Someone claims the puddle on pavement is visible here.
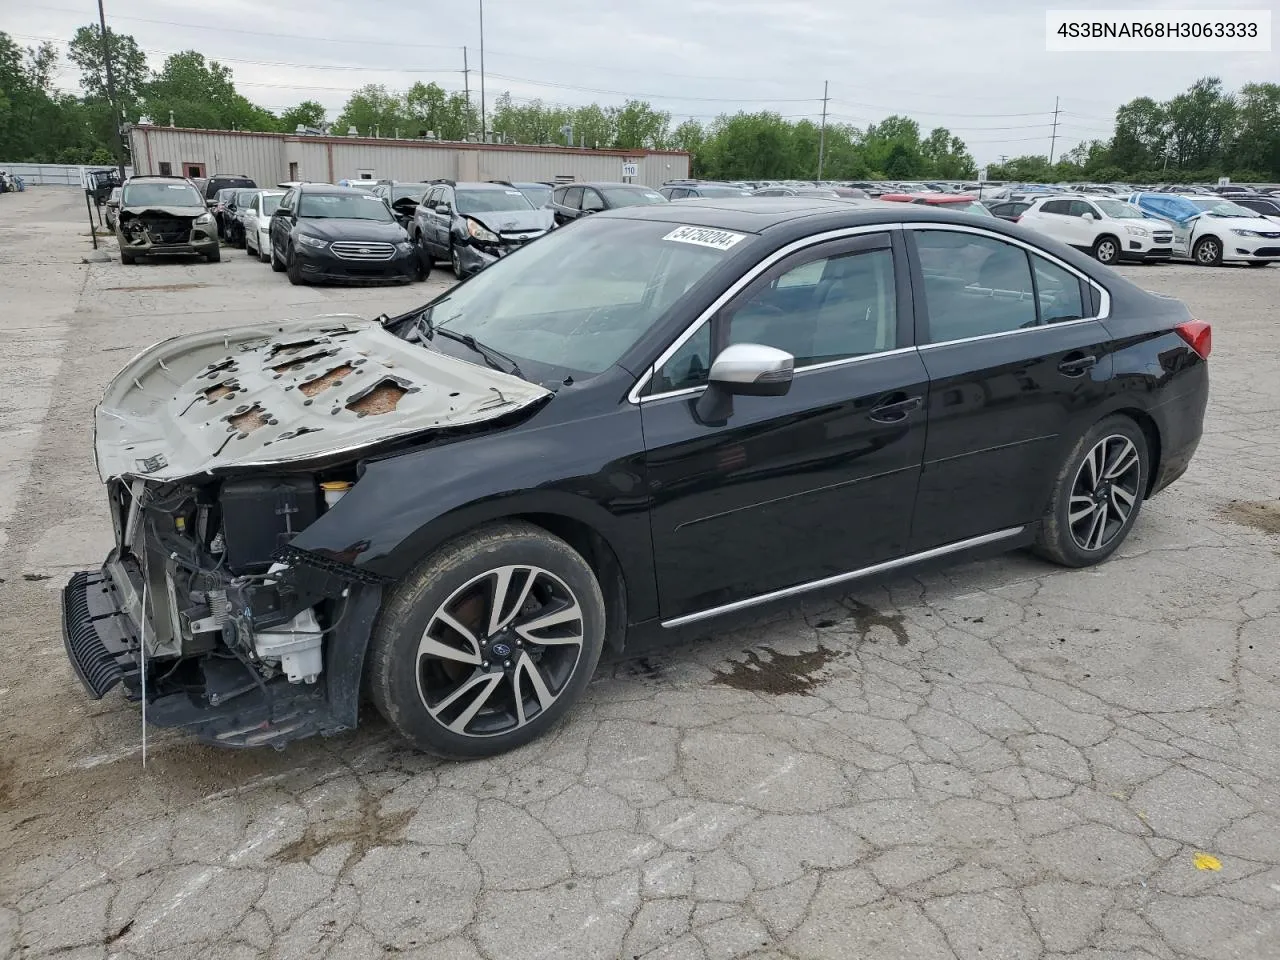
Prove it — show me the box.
[711,645,841,695]
[849,600,911,646]
[1218,500,1280,536]
[102,282,209,292]
[271,795,411,875]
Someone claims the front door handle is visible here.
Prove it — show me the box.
[869,395,923,423]
[1058,353,1097,377]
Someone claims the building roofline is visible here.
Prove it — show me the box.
[128,125,689,158]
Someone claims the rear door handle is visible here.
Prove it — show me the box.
[1058,354,1097,376]
[869,395,923,423]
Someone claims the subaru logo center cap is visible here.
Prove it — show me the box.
[490,642,512,658]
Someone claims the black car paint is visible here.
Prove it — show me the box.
[411,183,552,277]
[269,186,415,283]
[64,199,1208,748]
[294,202,1205,621]
[550,182,667,226]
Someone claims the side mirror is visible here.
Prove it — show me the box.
[435,204,450,215]
[1081,212,1096,221]
[694,343,794,425]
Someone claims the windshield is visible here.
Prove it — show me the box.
[517,185,553,207]
[1188,198,1257,217]
[601,186,667,206]
[941,200,991,216]
[456,189,535,214]
[393,184,429,201]
[421,217,748,377]
[261,194,283,215]
[122,182,204,208]
[1094,199,1147,219]
[298,193,394,221]
[696,186,754,197]
[235,190,257,205]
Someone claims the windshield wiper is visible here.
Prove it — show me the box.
[436,327,525,380]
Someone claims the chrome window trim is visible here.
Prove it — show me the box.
[629,221,1110,405]
[640,346,921,407]
[629,223,903,404]
[903,220,1111,323]
[661,525,1026,628]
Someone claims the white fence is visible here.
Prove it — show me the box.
[0,163,133,187]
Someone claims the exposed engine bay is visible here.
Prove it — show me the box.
[62,314,550,747]
[119,210,198,246]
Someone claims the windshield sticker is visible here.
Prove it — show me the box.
[663,225,747,251]
[363,195,377,201]
[166,184,188,189]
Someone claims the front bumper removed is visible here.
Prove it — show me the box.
[60,563,384,749]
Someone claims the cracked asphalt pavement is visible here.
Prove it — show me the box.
[2,188,1279,960]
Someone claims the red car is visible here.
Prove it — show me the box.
[879,193,993,217]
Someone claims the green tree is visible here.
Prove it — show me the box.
[68,24,147,108]
[920,126,975,178]
[279,100,326,132]
[1165,76,1235,171]
[1111,96,1167,170]
[142,51,277,131]
[609,100,670,150]
[1231,82,1280,179]
[332,83,406,137]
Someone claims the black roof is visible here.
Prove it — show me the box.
[296,184,382,196]
[561,181,656,190]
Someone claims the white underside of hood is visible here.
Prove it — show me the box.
[95,314,550,483]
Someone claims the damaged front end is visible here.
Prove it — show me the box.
[118,205,218,257]
[62,315,549,748]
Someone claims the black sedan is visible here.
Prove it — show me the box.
[268,184,419,285]
[61,199,1209,759]
[550,181,667,225]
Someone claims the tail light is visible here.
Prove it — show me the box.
[1175,320,1212,359]
[1012,215,1022,223]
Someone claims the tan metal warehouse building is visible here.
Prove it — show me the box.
[127,126,690,188]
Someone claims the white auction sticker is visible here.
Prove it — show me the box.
[662,225,747,251]
[1046,9,1271,51]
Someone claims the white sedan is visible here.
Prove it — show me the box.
[242,189,286,263]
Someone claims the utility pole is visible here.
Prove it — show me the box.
[1048,95,1060,166]
[817,80,829,181]
[478,0,487,142]
[462,46,471,134]
[96,0,128,183]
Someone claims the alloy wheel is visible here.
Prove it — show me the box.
[416,565,585,737]
[1068,435,1141,552]
[1096,239,1117,263]
[1196,240,1220,264]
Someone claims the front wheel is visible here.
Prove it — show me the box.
[286,245,305,285]
[368,522,606,758]
[1092,235,1120,265]
[451,244,465,280]
[205,246,221,263]
[1035,415,1149,568]
[270,241,285,272]
[1193,236,1223,266]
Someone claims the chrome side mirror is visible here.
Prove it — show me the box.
[694,343,794,424]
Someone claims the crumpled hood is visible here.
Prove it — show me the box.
[119,205,206,219]
[468,208,554,234]
[95,315,550,483]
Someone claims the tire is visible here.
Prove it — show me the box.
[1193,236,1223,267]
[286,245,305,285]
[1246,261,1270,268]
[1092,234,1120,266]
[205,246,221,263]
[1034,415,1149,568]
[415,233,432,273]
[120,250,136,265]
[451,243,465,281]
[368,521,606,758]
[270,241,285,273]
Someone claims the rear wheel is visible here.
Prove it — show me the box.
[368,522,606,758]
[1092,234,1120,265]
[1193,236,1223,266]
[1035,415,1148,568]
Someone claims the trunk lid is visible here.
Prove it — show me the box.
[95,315,551,483]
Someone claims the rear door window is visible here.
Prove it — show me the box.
[912,230,1038,342]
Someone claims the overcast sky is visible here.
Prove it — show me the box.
[7,0,1277,164]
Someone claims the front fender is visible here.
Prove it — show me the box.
[288,402,658,623]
